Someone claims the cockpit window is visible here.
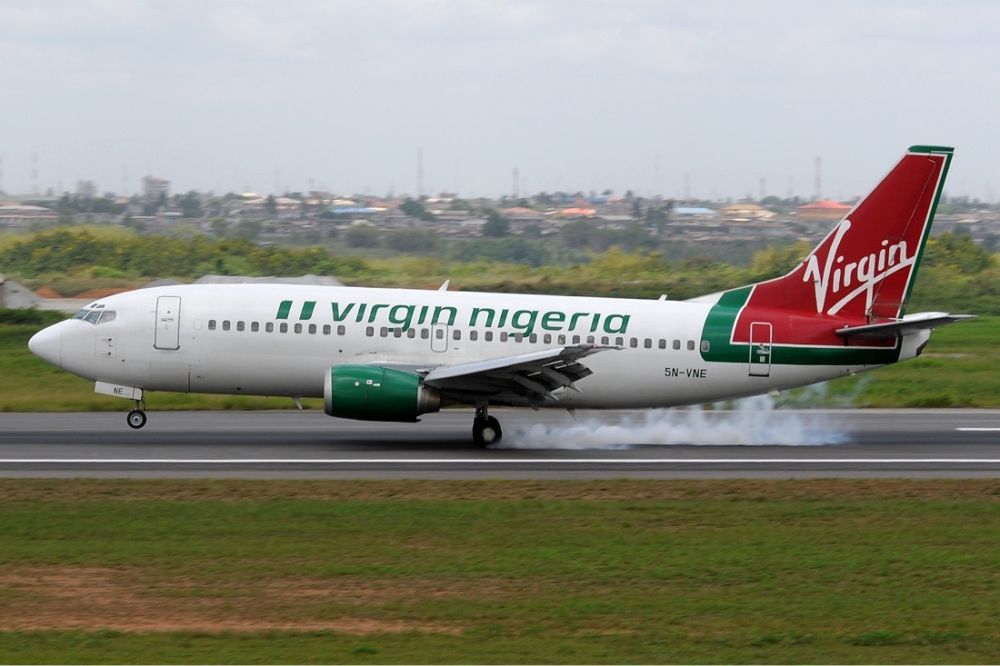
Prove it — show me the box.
[73,309,116,324]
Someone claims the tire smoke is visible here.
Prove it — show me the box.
[501,394,849,449]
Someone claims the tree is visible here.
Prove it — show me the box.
[345,224,381,248]
[265,194,277,215]
[180,191,202,218]
[384,229,440,253]
[482,210,510,237]
[400,198,435,221]
[210,218,229,238]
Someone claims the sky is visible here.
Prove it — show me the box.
[1,0,997,200]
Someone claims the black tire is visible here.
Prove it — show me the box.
[127,409,147,430]
[472,416,502,447]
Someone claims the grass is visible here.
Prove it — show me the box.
[0,479,997,663]
[2,314,998,411]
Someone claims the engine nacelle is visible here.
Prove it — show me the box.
[324,365,441,422]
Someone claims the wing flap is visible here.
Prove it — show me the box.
[422,344,617,405]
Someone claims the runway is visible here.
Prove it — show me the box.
[0,408,999,479]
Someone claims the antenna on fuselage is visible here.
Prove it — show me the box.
[438,280,450,291]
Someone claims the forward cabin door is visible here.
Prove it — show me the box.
[748,321,772,377]
[154,295,181,350]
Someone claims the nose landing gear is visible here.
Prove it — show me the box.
[126,400,147,429]
[472,404,502,447]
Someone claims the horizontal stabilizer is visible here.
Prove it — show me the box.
[836,312,975,340]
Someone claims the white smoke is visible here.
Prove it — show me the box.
[500,394,849,449]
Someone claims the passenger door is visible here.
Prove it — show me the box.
[154,296,181,350]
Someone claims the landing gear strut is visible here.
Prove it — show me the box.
[472,404,502,447]
[126,400,147,430]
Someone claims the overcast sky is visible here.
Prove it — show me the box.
[1,0,997,200]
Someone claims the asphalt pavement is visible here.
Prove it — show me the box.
[1,408,999,479]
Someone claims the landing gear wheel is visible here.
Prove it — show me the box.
[473,415,502,447]
[127,409,147,430]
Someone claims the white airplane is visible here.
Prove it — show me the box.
[29,146,971,445]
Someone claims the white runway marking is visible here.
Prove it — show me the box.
[956,427,1000,432]
[1,459,999,465]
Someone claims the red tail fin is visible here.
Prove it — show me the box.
[747,145,952,321]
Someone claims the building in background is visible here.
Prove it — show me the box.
[142,176,170,200]
[797,199,851,222]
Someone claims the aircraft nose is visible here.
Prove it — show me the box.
[28,324,62,368]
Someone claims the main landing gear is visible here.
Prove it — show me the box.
[472,404,502,447]
[126,400,147,430]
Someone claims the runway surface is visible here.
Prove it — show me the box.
[2,408,1000,479]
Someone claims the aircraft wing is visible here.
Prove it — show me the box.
[836,312,975,340]
[421,345,618,406]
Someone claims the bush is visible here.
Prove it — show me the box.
[0,308,64,326]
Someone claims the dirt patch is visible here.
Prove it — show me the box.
[264,576,522,604]
[0,567,462,635]
[73,287,132,299]
[32,286,61,298]
[1,479,999,504]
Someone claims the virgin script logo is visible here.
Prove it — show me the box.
[802,219,915,315]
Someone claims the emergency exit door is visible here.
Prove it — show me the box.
[748,321,772,377]
[154,296,181,350]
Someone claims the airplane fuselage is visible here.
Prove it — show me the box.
[36,283,923,410]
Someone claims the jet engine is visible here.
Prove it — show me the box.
[324,365,441,421]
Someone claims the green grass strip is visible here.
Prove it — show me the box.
[0,479,997,663]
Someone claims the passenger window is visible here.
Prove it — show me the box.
[658,339,666,349]
[543,334,551,344]
[557,334,566,345]
[208,320,217,331]
[294,323,303,334]
[251,322,260,332]
[701,340,711,352]
[280,323,288,333]
[380,327,388,337]
[586,335,595,344]
[337,325,345,335]
[629,338,638,348]
[366,326,374,336]
[485,331,494,342]
[470,330,478,341]
[407,328,415,338]
[529,333,537,343]
[673,339,681,350]
[322,324,331,335]
[616,336,624,346]
[236,321,245,332]
[222,320,231,331]
[394,328,402,338]
[266,322,274,333]
[500,332,509,342]
[644,338,652,349]
[421,328,429,339]
[572,335,580,344]
[435,328,444,339]
[453,330,461,340]
[687,340,696,350]
[601,336,609,345]
[308,324,317,334]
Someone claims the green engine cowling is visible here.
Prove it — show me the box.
[324,365,441,422]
